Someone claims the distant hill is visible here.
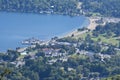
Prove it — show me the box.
[0,0,120,17]
[80,0,120,17]
[0,0,79,16]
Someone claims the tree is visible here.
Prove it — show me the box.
[85,34,91,42]
[0,69,11,80]
[106,46,116,55]
[118,41,120,48]
[1,50,20,61]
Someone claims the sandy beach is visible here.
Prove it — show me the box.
[64,16,120,38]
[87,17,100,30]
[63,17,99,37]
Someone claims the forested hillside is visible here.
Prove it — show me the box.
[0,0,79,16]
[0,0,120,17]
[80,0,120,17]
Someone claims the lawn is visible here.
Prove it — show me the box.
[74,31,119,46]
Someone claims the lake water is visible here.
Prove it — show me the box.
[0,12,89,52]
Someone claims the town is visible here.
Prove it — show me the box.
[14,36,116,67]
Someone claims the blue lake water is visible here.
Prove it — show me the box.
[0,12,89,52]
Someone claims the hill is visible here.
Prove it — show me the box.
[1,0,120,17]
[80,0,120,17]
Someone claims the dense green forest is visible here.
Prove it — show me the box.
[0,0,79,16]
[93,22,120,37]
[0,0,120,17]
[0,50,120,80]
[80,0,120,17]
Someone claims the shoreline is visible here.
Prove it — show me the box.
[87,17,99,30]
[0,15,99,52]
[62,17,99,38]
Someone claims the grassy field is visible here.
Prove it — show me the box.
[92,35,119,46]
[74,31,119,46]
[74,31,92,40]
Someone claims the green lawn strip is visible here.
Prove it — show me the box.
[19,55,25,59]
[29,50,38,55]
[70,54,88,60]
[91,35,119,46]
[74,31,119,46]
[74,31,92,40]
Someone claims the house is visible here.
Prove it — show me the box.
[22,37,41,45]
[20,51,27,55]
[17,47,27,53]
[47,59,57,65]
[43,48,67,57]
[16,60,25,67]
[98,53,111,61]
